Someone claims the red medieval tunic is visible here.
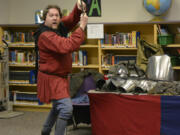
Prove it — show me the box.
[37,5,85,103]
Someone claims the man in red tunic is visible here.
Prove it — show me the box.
[33,0,88,135]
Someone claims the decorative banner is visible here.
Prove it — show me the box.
[84,0,101,17]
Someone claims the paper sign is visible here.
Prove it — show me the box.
[87,24,104,39]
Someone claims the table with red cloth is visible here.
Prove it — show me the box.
[88,90,180,135]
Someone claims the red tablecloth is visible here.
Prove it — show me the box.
[88,91,180,135]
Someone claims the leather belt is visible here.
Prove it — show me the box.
[39,70,68,78]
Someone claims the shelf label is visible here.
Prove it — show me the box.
[87,24,104,39]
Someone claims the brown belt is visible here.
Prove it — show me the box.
[39,70,68,78]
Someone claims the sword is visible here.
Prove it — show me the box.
[80,0,86,14]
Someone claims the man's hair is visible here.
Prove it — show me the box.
[42,5,62,20]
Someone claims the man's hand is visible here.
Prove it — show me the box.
[80,13,88,31]
[77,0,86,13]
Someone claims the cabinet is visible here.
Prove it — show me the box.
[0,21,180,111]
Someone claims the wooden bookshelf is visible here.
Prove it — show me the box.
[1,22,180,111]
[13,102,52,112]
[165,44,180,48]
[72,64,99,69]
[101,67,110,71]
[173,66,180,70]
[9,63,35,67]
[9,84,37,87]
[9,45,35,48]
[101,46,137,50]
[80,44,98,48]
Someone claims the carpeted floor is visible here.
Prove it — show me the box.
[0,111,92,135]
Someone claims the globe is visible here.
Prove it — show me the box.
[143,0,172,16]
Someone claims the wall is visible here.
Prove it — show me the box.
[8,0,78,24]
[0,0,9,24]
[5,0,180,24]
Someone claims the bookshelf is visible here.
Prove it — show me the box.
[9,44,35,48]
[9,64,35,68]
[101,47,137,50]
[80,44,98,48]
[158,23,180,80]
[99,23,155,74]
[72,64,99,69]
[1,21,180,111]
[165,44,180,47]
[13,102,52,112]
[0,25,38,111]
[0,24,100,111]
[9,84,37,87]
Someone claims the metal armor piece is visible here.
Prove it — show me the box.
[147,55,174,81]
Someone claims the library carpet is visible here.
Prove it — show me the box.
[0,111,92,135]
[0,111,24,119]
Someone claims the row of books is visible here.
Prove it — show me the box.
[102,54,136,66]
[9,70,36,84]
[3,30,34,43]
[72,50,88,66]
[101,31,140,48]
[9,50,35,64]
[9,91,38,102]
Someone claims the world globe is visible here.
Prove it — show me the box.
[143,0,172,16]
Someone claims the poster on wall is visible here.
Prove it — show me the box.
[84,0,101,17]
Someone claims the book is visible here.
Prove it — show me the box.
[29,70,36,84]
[78,50,83,66]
